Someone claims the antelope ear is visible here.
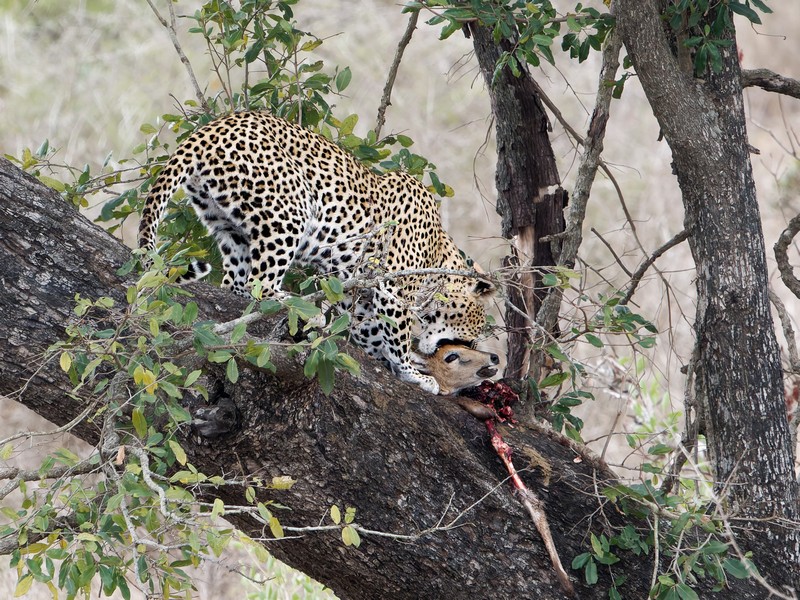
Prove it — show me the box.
[472,278,495,297]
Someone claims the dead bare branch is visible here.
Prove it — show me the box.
[769,289,800,374]
[742,68,800,100]
[774,213,800,301]
[375,10,419,138]
[144,0,211,113]
[621,229,689,305]
[536,25,622,332]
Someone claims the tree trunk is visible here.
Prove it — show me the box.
[2,156,777,598]
[468,24,566,389]
[616,1,800,589]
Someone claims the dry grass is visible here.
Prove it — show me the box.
[1,0,799,597]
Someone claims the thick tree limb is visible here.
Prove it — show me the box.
[0,157,682,599]
[742,68,800,100]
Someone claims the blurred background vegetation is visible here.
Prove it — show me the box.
[1,0,798,597]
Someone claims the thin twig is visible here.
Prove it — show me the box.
[591,227,633,277]
[620,229,689,305]
[145,0,210,113]
[536,23,622,331]
[375,10,419,138]
[211,266,494,336]
[0,461,99,501]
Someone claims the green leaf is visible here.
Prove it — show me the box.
[226,358,239,383]
[344,506,356,524]
[702,539,729,555]
[328,314,350,335]
[342,525,361,547]
[132,408,147,439]
[59,352,72,373]
[317,356,335,395]
[256,346,272,368]
[590,532,604,557]
[330,505,341,524]
[727,1,761,24]
[723,558,754,579]
[335,66,352,92]
[269,516,284,539]
[571,552,591,569]
[542,273,559,287]
[539,371,570,388]
[584,333,603,348]
[183,302,199,324]
[230,322,247,344]
[584,557,598,584]
[14,574,33,597]
[165,402,192,425]
[638,336,656,348]
[184,369,202,387]
[339,114,359,136]
[566,15,581,32]
[336,353,361,376]
[647,443,673,455]
[168,440,187,466]
[211,498,225,519]
[676,583,699,600]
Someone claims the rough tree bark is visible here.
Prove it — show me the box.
[616,0,800,590]
[1,158,777,598]
[468,24,566,389]
[0,158,609,598]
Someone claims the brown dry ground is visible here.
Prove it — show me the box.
[0,0,798,597]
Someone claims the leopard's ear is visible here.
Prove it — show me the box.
[472,278,495,298]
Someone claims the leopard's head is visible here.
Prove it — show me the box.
[415,276,495,355]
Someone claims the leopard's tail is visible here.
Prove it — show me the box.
[136,161,212,282]
[137,160,182,252]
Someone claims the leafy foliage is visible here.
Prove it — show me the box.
[407,1,613,81]
[665,0,773,74]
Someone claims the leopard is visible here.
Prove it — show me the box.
[137,111,495,394]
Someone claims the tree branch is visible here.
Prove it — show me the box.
[375,10,419,138]
[0,157,674,599]
[742,68,800,100]
[145,0,211,113]
[774,212,800,301]
[536,23,622,334]
[620,229,689,305]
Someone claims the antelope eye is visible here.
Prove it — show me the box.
[444,352,459,364]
